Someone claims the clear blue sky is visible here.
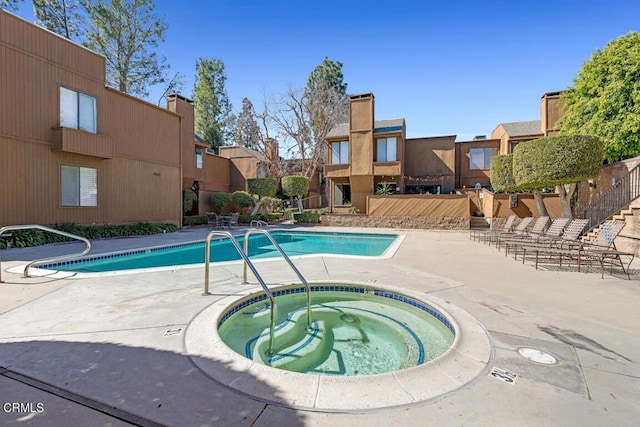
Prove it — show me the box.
[11,0,640,140]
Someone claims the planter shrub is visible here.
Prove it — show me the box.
[209,192,232,212]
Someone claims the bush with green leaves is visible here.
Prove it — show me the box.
[182,188,198,214]
[513,136,603,189]
[232,191,255,213]
[293,212,320,223]
[281,175,309,198]
[489,154,516,192]
[209,192,232,212]
[183,215,208,226]
[1,222,179,249]
[246,178,277,198]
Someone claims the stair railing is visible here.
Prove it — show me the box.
[583,163,640,231]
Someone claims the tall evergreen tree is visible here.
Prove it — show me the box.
[0,0,22,11]
[32,0,84,40]
[234,97,262,150]
[84,0,167,97]
[193,58,233,150]
[560,31,640,163]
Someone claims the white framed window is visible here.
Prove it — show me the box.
[334,183,351,206]
[61,165,97,207]
[331,141,349,164]
[195,147,204,169]
[469,148,495,170]
[376,137,397,162]
[60,87,97,133]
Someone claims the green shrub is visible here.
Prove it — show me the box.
[513,135,603,189]
[238,213,284,224]
[490,154,517,192]
[209,192,232,212]
[183,188,198,213]
[281,175,309,198]
[0,222,179,249]
[247,178,277,198]
[232,191,255,213]
[183,215,208,226]
[293,212,320,223]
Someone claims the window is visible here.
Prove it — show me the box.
[60,87,97,133]
[334,183,351,206]
[61,165,97,207]
[331,141,349,164]
[469,148,495,170]
[376,137,397,162]
[376,182,399,194]
[195,147,203,169]
[405,185,441,195]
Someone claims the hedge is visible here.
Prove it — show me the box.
[183,215,208,226]
[489,154,516,192]
[0,222,179,249]
[232,191,255,213]
[293,212,320,223]
[247,178,277,198]
[238,213,284,224]
[513,135,603,189]
[183,188,198,213]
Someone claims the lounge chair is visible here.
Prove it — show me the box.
[471,214,516,242]
[484,217,533,246]
[503,217,568,256]
[496,216,550,251]
[520,220,633,278]
[228,212,239,227]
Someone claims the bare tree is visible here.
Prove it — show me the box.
[270,84,347,180]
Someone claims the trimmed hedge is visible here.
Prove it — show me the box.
[247,178,277,198]
[513,135,603,189]
[281,175,309,197]
[490,154,516,192]
[209,192,232,211]
[183,188,198,213]
[293,212,320,223]
[0,222,179,249]
[232,191,255,213]
[238,213,284,224]
[183,215,208,226]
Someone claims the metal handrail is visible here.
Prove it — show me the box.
[250,220,268,228]
[583,163,640,230]
[203,230,276,355]
[242,229,311,328]
[0,224,91,281]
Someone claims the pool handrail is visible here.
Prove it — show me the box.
[242,229,311,328]
[0,224,92,281]
[203,230,276,355]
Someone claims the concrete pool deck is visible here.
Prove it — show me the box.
[0,226,639,426]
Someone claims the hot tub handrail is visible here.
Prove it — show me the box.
[203,230,276,355]
[242,229,311,328]
[0,224,91,281]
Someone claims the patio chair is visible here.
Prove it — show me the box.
[228,212,239,227]
[471,214,516,242]
[206,212,222,229]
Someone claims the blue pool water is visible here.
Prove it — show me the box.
[41,231,400,273]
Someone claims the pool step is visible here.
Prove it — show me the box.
[252,310,334,372]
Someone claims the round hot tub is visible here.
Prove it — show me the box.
[186,282,493,411]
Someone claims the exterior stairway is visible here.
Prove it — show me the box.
[583,198,640,256]
[470,216,491,230]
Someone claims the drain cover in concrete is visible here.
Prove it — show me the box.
[163,327,183,337]
[518,348,557,365]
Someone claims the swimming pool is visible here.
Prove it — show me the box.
[38,230,403,274]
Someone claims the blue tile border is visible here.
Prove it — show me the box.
[218,284,456,335]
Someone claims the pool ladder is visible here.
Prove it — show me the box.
[203,229,311,356]
[0,224,91,282]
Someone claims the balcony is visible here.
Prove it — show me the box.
[373,161,401,176]
[52,127,114,159]
[324,163,351,178]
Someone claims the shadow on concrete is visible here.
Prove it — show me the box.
[0,340,306,426]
